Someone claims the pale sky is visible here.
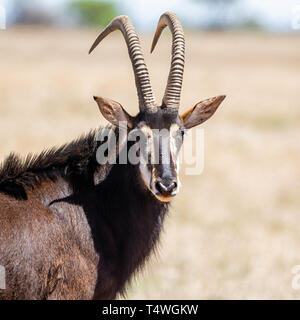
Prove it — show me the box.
[1,0,299,32]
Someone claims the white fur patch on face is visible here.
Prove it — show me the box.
[139,125,155,164]
[139,161,152,190]
[169,124,181,169]
[169,123,181,192]
[139,125,153,137]
[139,162,151,188]
[138,125,154,191]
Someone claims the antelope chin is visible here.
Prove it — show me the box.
[153,193,174,203]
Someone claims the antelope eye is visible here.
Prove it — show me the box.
[180,129,186,137]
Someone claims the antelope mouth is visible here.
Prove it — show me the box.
[154,193,175,203]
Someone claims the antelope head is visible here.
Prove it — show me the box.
[90,12,225,203]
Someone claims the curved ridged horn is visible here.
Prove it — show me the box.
[89,15,156,111]
[151,12,185,110]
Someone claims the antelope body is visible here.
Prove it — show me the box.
[0,12,225,299]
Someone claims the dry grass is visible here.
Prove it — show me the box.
[0,27,300,299]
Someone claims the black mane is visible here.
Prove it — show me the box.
[0,129,102,200]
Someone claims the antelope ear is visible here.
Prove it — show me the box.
[94,96,134,129]
[180,95,225,129]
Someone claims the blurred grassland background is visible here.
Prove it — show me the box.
[0,0,300,299]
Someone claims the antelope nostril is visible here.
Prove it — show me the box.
[155,181,165,194]
[167,181,177,192]
[155,181,177,195]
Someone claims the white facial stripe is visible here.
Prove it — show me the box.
[170,123,180,135]
[140,125,156,164]
[169,124,181,193]
[139,125,153,137]
[139,162,152,189]
[169,124,180,170]
[138,125,153,189]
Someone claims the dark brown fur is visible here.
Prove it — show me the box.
[0,128,168,299]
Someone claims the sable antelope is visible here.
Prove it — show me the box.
[0,12,225,300]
